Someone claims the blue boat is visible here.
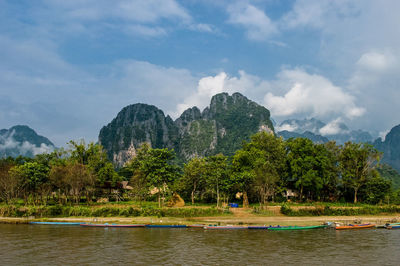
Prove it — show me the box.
[387,225,400,229]
[145,224,187,228]
[29,222,84,226]
[248,225,288,230]
[204,225,248,230]
[80,223,145,228]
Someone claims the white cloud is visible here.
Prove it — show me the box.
[319,118,347,136]
[227,2,277,41]
[0,133,54,156]
[379,129,390,141]
[275,123,298,132]
[264,68,365,120]
[349,51,399,92]
[114,0,191,23]
[356,51,396,72]
[17,0,215,38]
[175,70,269,116]
[44,0,191,23]
[281,0,357,29]
[176,72,233,116]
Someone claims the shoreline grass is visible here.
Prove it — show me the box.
[0,204,230,218]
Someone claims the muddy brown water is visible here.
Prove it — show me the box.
[1,224,399,265]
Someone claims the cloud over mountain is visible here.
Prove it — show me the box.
[264,68,365,120]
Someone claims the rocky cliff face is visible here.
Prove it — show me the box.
[0,125,55,158]
[99,92,274,166]
[98,104,178,166]
[374,124,400,172]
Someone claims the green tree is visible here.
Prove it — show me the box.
[49,162,69,204]
[361,175,392,204]
[233,132,287,205]
[181,157,207,204]
[68,140,122,186]
[132,145,180,207]
[125,143,151,202]
[231,149,255,207]
[10,161,50,205]
[205,154,230,207]
[0,160,22,203]
[65,162,96,204]
[319,141,340,201]
[286,138,321,201]
[340,142,381,203]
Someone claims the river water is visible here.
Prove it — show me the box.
[1,224,399,265]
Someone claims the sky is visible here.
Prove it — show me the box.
[1,0,400,146]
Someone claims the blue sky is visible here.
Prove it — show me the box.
[1,0,400,146]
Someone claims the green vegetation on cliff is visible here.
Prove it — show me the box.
[99,92,274,166]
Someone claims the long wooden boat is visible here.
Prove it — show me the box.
[204,225,248,230]
[248,225,289,230]
[386,225,400,229]
[80,223,145,228]
[29,222,84,226]
[387,222,400,226]
[187,224,207,228]
[145,224,187,228]
[335,223,375,230]
[268,225,326,231]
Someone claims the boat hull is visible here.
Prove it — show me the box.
[29,222,83,226]
[145,225,187,228]
[248,226,288,230]
[187,224,206,228]
[387,225,400,229]
[204,226,248,230]
[335,224,375,230]
[268,225,326,231]
[80,224,145,228]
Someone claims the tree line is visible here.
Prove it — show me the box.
[0,132,398,207]
[124,132,396,206]
[0,140,121,205]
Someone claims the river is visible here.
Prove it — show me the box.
[1,224,399,265]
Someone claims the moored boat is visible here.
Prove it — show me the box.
[248,225,288,230]
[267,225,326,231]
[386,225,400,229]
[204,225,248,230]
[29,222,83,226]
[187,224,206,228]
[80,223,145,228]
[145,224,187,228]
[335,223,375,230]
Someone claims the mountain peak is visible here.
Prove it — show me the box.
[0,125,54,158]
[99,92,274,166]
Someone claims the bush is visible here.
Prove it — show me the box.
[280,204,400,216]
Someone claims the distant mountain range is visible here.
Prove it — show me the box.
[99,92,274,166]
[276,118,374,144]
[0,125,55,158]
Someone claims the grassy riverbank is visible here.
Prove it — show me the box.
[0,203,230,219]
[1,202,400,226]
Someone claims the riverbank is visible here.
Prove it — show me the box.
[1,213,399,226]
